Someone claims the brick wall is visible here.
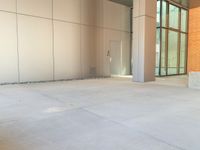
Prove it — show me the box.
[188,7,200,72]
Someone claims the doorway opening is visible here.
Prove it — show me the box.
[110,40,122,76]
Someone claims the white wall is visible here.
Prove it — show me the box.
[0,0,131,84]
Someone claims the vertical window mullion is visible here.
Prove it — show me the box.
[185,10,189,74]
[177,8,181,74]
[159,0,162,76]
[166,1,169,76]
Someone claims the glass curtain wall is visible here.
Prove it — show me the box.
[156,0,188,76]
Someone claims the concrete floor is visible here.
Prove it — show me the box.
[0,76,200,150]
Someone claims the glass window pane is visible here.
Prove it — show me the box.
[161,29,167,76]
[156,29,160,76]
[169,4,179,29]
[157,1,160,27]
[168,31,178,75]
[181,9,188,32]
[180,34,187,74]
[155,1,188,76]
[162,1,167,27]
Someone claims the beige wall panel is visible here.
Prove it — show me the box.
[0,12,18,83]
[18,15,53,82]
[81,25,96,78]
[54,21,81,80]
[95,27,104,76]
[95,0,104,27]
[0,0,16,12]
[54,0,81,23]
[103,0,122,30]
[17,0,52,18]
[81,0,95,25]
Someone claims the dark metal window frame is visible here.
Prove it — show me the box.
[156,0,189,77]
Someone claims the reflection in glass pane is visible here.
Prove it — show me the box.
[169,4,179,29]
[180,34,187,74]
[161,29,166,76]
[157,1,160,27]
[168,31,178,75]
[181,9,187,32]
[156,29,160,76]
[162,1,167,27]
